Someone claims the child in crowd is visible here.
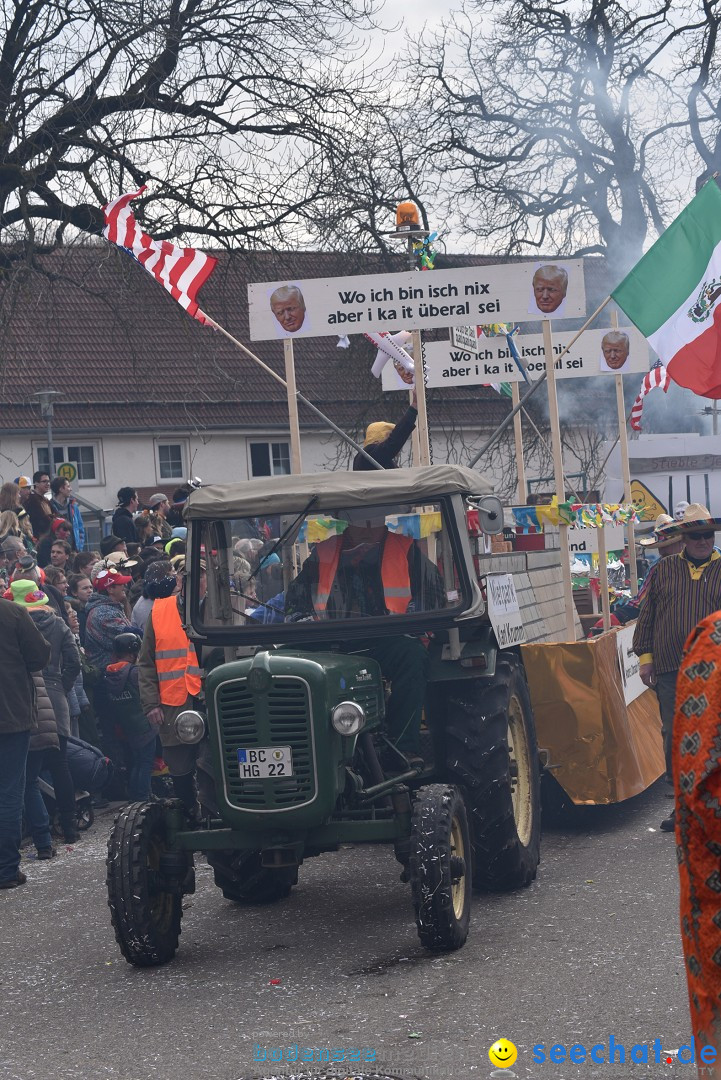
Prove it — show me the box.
[64,601,91,739]
[102,633,157,802]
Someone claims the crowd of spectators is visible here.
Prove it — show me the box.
[0,477,199,886]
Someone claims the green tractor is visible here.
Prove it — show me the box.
[106,464,541,966]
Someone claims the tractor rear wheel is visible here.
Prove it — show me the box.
[443,652,541,891]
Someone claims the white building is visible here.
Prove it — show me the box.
[605,432,721,517]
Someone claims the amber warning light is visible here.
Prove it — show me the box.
[395,201,420,230]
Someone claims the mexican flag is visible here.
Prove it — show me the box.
[612,181,721,399]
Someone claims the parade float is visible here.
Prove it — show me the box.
[242,216,665,808]
[104,189,666,810]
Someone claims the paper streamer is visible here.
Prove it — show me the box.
[386,511,442,539]
[512,502,639,530]
[479,323,515,337]
[297,516,348,543]
[411,231,438,270]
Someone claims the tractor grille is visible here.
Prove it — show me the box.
[215,676,316,811]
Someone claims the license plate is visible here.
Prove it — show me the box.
[237,746,293,779]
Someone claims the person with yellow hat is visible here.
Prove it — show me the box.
[633,504,721,830]
[352,390,418,471]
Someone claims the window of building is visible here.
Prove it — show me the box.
[37,446,65,475]
[249,441,291,477]
[36,443,99,483]
[67,445,97,481]
[157,442,185,481]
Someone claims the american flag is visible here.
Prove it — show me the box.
[630,360,671,431]
[102,186,217,325]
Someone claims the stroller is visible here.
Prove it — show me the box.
[40,736,113,835]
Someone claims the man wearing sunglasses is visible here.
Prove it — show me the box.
[634,504,721,831]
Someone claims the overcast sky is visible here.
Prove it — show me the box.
[371,0,448,52]
[379,0,447,32]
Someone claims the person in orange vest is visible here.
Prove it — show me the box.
[285,519,445,764]
[138,558,206,814]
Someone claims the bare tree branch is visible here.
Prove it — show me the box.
[0,0,387,261]
[395,0,714,274]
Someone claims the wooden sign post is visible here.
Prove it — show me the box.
[615,373,638,593]
[543,320,577,642]
[410,391,422,466]
[596,523,612,631]
[511,382,527,505]
[412,328,431,466]
[283,338,303,474]
[610,311,639,593]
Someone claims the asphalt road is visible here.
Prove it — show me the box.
[0,781,692,1080]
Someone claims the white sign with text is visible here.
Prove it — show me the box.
[413,326,649,389]
[450,325,480,353]
[616,623,646,705]
[567,526,626,555]
[248,260,586,340]
[486,573,527,649]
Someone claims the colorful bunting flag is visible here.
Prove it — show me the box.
[512,503,639,530]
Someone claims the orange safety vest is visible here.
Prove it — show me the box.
[151,595,203,705]
[312,532,413,615]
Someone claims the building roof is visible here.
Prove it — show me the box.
[0,246,613,439]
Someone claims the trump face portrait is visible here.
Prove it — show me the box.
[530,264,569,315]
[269,285,307,334]
[600,330,630,371]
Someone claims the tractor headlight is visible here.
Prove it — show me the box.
[174,710,206,744]
[331,701,365,736]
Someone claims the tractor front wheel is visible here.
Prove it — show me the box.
[106,801,191,967]
[409,784,471,952]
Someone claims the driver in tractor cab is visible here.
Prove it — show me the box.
[284,513,446,766]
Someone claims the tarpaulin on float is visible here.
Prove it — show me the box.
[522,627,664,805]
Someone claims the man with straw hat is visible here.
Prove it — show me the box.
[638,513,684,560]
[616,515,684,622]
[634,504,721,831]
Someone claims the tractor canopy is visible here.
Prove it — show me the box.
[184,464,492,519]
[184,465,489,645]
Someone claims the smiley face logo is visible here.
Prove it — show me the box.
[488,1039,517,1069]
